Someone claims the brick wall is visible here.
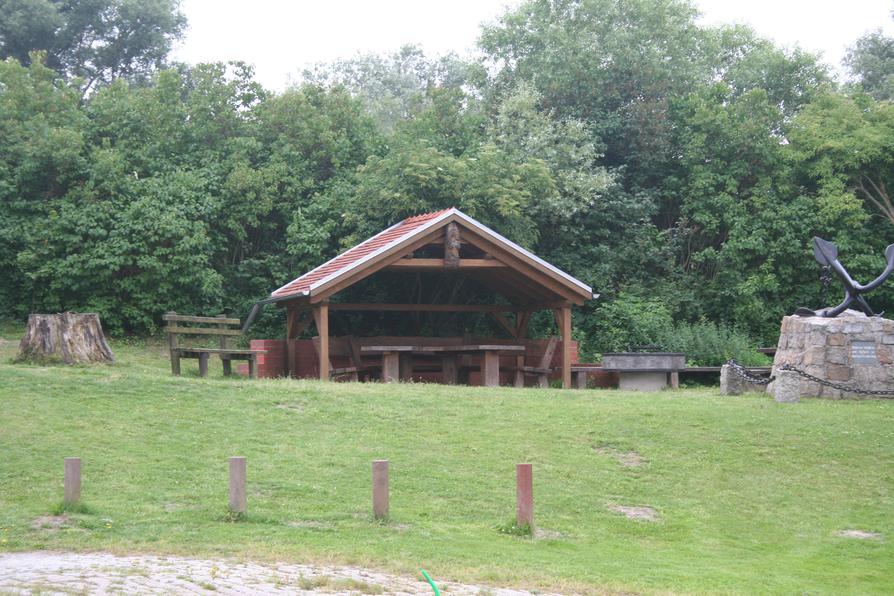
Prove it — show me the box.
[250,339,287,378]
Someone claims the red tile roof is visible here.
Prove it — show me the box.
[271,208,453,298]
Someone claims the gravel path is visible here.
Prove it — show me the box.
[0,552,554,595]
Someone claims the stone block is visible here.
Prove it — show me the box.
[720,365,764,395]
[882,335,894,345]
[773,370,801,403]
[826,364,851,382]
[602,353,686,370]
[802,347,825,366]
[618,371,669,392]
[826,347,848,365]
[828,333,847,346]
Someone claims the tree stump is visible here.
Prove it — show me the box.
[16,313,115,364]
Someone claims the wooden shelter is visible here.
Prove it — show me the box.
[266,208,595,388]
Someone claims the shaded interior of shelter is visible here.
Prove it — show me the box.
[248,210,601,387]
[253,268,587,386]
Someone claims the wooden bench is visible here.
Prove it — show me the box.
[509,337,558,388]
[313,335,379,381]
[163,312,266,378]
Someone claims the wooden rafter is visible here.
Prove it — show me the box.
[490,311,518,338]
[460,228,586,304]
[327,303,542,313]
[388,258,507,270]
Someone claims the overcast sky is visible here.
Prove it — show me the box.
[171,0,894,91]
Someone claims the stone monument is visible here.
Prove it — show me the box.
[769,310,894,401]
[768,236,894,401]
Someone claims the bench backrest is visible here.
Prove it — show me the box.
[162,312,242,351]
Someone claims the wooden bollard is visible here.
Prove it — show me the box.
[63,457,81,505]
[516,463,533,528]
[372,459,389,519]
[229,456,247,514]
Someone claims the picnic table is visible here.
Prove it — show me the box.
[361,344,526,386]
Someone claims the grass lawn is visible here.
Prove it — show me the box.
[0,327,892,594]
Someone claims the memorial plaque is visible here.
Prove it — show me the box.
[851,341,878,365]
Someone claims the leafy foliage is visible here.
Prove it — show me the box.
[658,321,769,367]
[0,0,186,92]
[0,0,892,361]
[845,29,894,101]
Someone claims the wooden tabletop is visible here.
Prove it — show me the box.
[361,344,525,354]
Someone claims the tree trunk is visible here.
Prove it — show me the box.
[16,313,115,364]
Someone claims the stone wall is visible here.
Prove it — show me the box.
[770,310,894,399]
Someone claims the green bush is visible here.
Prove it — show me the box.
[659,320,769,367]
[584,294,675,355]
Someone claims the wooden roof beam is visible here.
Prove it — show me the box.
[328,303,525,313]
[387,258,507,270]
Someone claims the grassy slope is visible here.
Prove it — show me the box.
[0,331,892,595]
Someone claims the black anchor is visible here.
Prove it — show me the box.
[795,237,894,317]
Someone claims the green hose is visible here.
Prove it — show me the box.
[420,568,440,596]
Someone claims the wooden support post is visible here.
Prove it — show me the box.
[198,352,209,377]
[286,308,297,377]
[314,303,330,381]
[441,354,458,384]
[516,463,533,528]
[229,456,247,514]
[286,339,295,378]
[560,305,572,389]
[219,314,231,376]
[217,314,229,349]
[167,311,180,375]
[63,457,81,506]
[372,459,389,520]
[670,371,680,389]
[444,222,461,268]
[248,355,257,379]
[382,352,399,383]
[514,312,529,388]
[399,353,414,381]
[482,350,501,387]
[516,311,531,339]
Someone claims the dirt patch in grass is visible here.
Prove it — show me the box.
[29,516,70,531]
[274,402,305,413]
[609,505,658,522]
[594,445,646,468]
[533,527,566,540]
[836,529,881,540]
[284,520,334,531]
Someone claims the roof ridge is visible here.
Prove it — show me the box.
[401,207,456,224]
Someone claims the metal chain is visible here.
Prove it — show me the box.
[777,363,894,397]
[726,358,894,398]
[725,359,775,385]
